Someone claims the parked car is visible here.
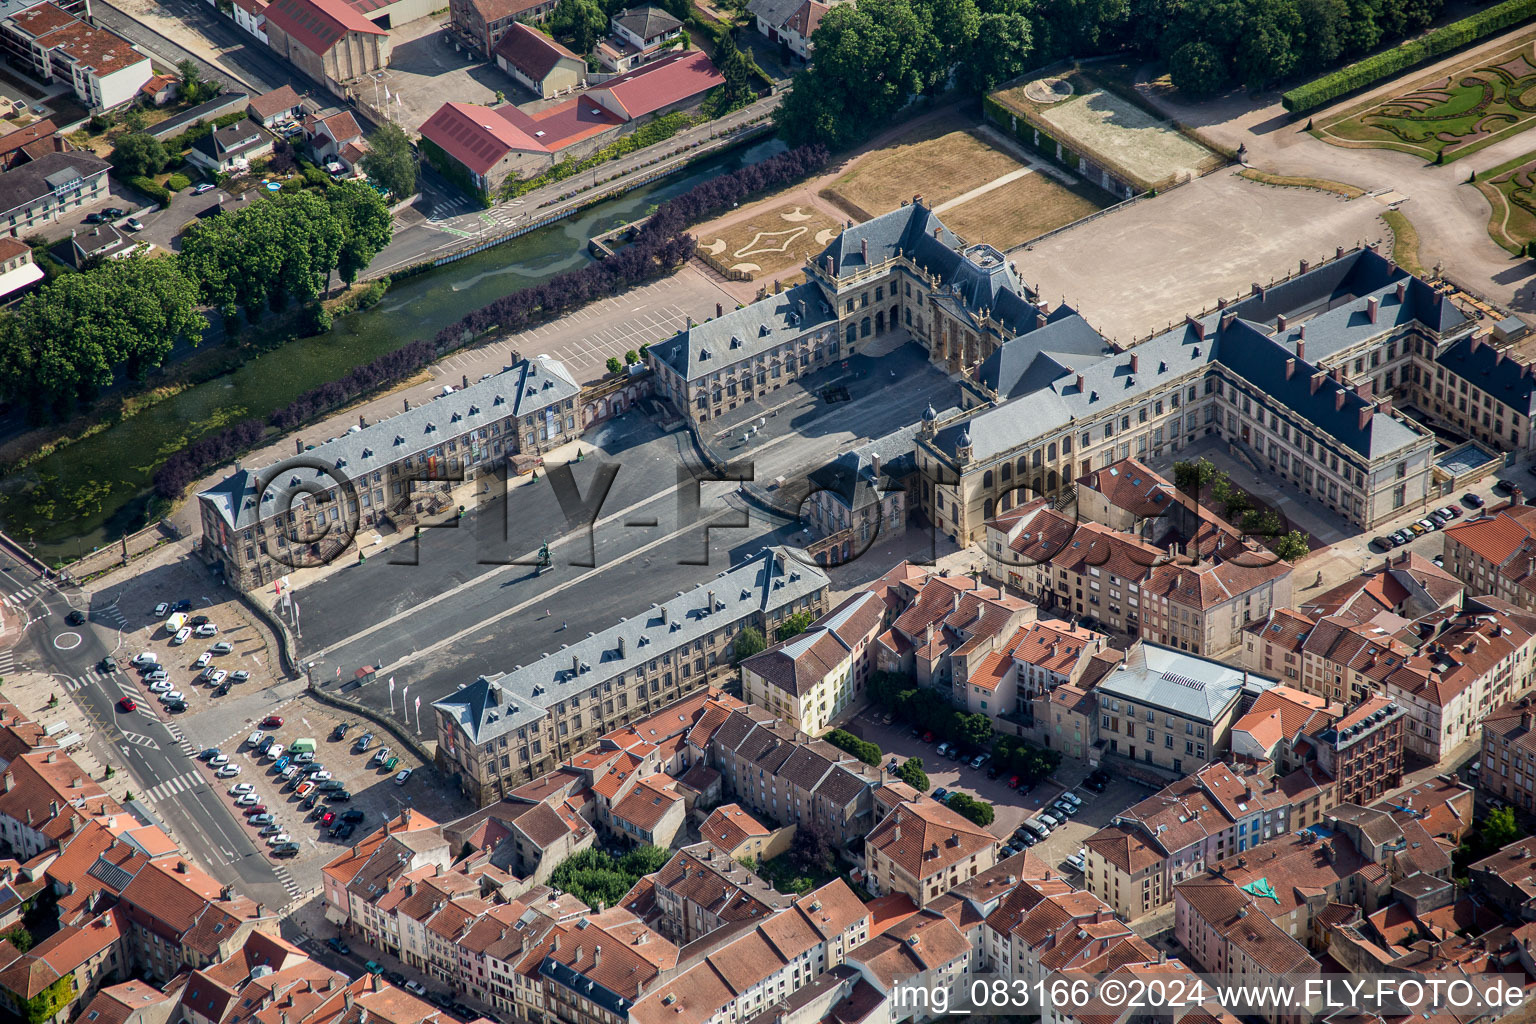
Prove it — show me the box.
[355,732,374,752]
[210,641,233,655]
[214,682,231,697]
[208,670,227,685]
[1439,505,1463,519]
[199,748,220,761]
[329,790,352,802]
[327,937,351,955]
[296,782,316,799]
[190,614,210,626]
[273,843,300,858]
[131,652,158,667]
[1495,479,1516,495]
[160,690,184,703]
[247,731,265,747]
[341,809,365,824]
[194,652,213,669]
[370,747,390,767]
[101,207,125,218]
[317,779,344,791]
[331,822,356,838]
[149,679,173,693]
[164,699,187,712]
[1464,492,1486,508]
[1052,799,1077,817]
[273,754,290,771]
[83,212,106,224]
[405,981,428,997]
[968,753,989,769]
[332,721,352,740]
[1007,775,1022,789]
[935,741,951,758]
[229,783,255,795]
[1061,791,1082,807]
[216,765,241,778]
[235,793,259,806]
[244,804,267,817]
[1066,851,1086,872]
[295,751,316,764]
[259,823,282,836]
[172,627,191,645]
[266,833,292,847]
[921,731,934,743]
[210,754,229,767]
[394,769,412,786]
[153,602,169,618]
[194,623,218,637]
[932,787,948,802]
[193,182,216,195]
[248,813,274,826]
[145,669,168,684]
[256,738,274,757]
[300,793,318,810]
[125,216,143,231]
[173,600,192,613]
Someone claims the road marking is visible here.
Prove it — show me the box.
[146,771,203,802]
[121,732,160,749]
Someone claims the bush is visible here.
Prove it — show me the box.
[166,173,191,192]
[946,792,995,827]
[129,176,172,208]
[1170,41,1228,96]
[895,757,929,791]
[549,845,668,909]
[1283,0,1536,112]
[825,729,881,766]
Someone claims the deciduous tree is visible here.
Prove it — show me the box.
[360,122,418,200]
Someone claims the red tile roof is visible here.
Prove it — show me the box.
[592,50,723,120]
[493,22,581,81]
[266,0,383,58]
[418,98,622,176]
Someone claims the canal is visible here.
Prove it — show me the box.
[1,135,786,563]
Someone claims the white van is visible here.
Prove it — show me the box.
[165,612,187,634]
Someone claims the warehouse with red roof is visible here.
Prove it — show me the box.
[264,0,391,92]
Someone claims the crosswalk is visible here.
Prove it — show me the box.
[273,865,301,900]
[98,601,128,630]
[0,648,14,678]
[431,195,472,218]
[61,664,116,692]
[144,770,203,803]
[1,580,51,608]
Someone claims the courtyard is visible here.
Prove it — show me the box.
[1315,30,1536,163]
[370,16,510,130]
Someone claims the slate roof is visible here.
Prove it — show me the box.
[648,281,834,382]
[740,590,883,698]
[199,355,578,531]
[192,118,270,161]
[0,150,109,216]
[612,5,681,37]
[1095,642,1274,724]
[806,423,918,513]
[434,547,828,744]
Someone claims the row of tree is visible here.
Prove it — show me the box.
[869,670,998,750]
[824,728,882,765]
[775,0,1449,147]
[0,182,394,418]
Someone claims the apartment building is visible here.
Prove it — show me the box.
[320,809,444,928]
[1093,642,1275,773]
[803,426,916,567]
[1082,762,1295,920]
[626,882,870,1024]
[873,571,1034,697]
[980,879,1154,995]
[1468,833,1536,919]
[0,149,109,238]
[434,547,830,804]
[965,618,1108,724]
[862,799,998,907]
[1414,331,1536,452]
[694,706,879,845]
[986,499,1293,658]
[699,804,793,862]
[199,355,582,591]
[1476,696,1536,812]
[641,842,790,944]
[846,909,971,1022]
[1230,686,1405,807]
[740,590,884,736]
[1442,498,1536,611]
[0,3,150,110]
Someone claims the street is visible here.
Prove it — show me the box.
[0,552,296,909]
[294,343,960,723]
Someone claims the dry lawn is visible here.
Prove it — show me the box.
[700,201,842,276]
[822,123,1027,221]
[939,172,1105,248]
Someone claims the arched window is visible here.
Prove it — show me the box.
[1047,442,1057,461]
[1016,456,1028,476]
[845,324,856,345]
[1032,450,1043,468]
[983,470,993,488]
[1048,469,1059,490]
[983,498,994,519]
[1001,463,1012,481]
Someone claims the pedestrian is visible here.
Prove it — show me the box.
[545,608,550,618]
[560,621,567,631]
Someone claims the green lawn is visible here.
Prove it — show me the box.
[1316,33,1536,163]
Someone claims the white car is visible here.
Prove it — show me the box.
[394,769,413,786]
[281,765,300,780]
[149,679,173,693]
[247,731,266,747]
[216,765,241,778]
[160,690,185,703]
[229,782,254,795]
[268,745,285,760]
[172,627,192,646]
[210,754,229,767]
[1066,851,1085,872]
[308,770,333,782]
[131,652,158,667]
[194,652,212,669]
[235,793,259,806]
[208,670,227,686]
[194,623,218,637]
[266,833,292,847]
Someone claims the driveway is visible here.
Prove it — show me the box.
[1125,29,1536,320]
[123,182,239,252]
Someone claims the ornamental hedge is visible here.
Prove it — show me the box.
[1283,0,1536,113]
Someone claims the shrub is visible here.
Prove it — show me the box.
[895,757,929,791]
[946,792,995,826]
[1283,0,1536,112]
[129,176,172,208]
[166,173,191,192]
[825,729,881,766]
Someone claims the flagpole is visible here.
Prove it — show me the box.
[388,676,395,714]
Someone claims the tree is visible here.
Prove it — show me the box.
[549,0,608,53]
[776,610,814,641]
[733,626,766,663]
[826,729,882,765]
[360,122,418,200]
[958,10,1034,93]
[1169,40,1228,95]
[895,756,929,791]
[946,792,995,826]
[606,356,622,374]
[111,132,168,177]
[619,844,670,876]
[711,32,756,112]
[789,821,837,874]
[177,59,203,103]
[1481,806,1520,854]
[0,925,32,953]
[329,180,394,287]
[1172,458,1216,502]
[1273,530,1310,562]
[955,711,993,751]
[624,349,639,364]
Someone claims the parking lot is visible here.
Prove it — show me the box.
[845,709,1156,877]
[186,694,470,883]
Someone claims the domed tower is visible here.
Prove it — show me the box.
[919,402,938,439]
[956,426,973,466]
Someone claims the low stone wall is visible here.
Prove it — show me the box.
[303,679,436,766]
[59,521,180,583]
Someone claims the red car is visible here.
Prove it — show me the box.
[118,697,137,712]
[243,805,267,817]
[321,811,336,825]
[922,731,935,743]
[1008,775,1022,789]
[260,715,284,728]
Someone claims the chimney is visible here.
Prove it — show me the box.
[1359,406,1373,431]
[1396,280,1407,302]
[716,302,723,318]
[1367,297,1379,323]
[1037,313,1047,330]
[1185,314,1206,340]
[1075,373,1084,392]
[1299,258,1309,275]
[1472,334,1485,354]
[1311,373,1326,394]
[462,374,469,391]
[71,777,80,789]
[1129,353,1138,373]
[1336,388,1347,412]
[1277,314,1287,332]
[360,414,367,428]
[1296,338,1306,362]
[706,590,715,613]
[1523,706,1533,730]
[1337,245,1345,260]
[1286,358,1296,380]
[594,945,602,968]
[861,238,869,263]
[660,605,668,624]
[573,654,580,676]
[871,453,881,476]
[618,636,626,658]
